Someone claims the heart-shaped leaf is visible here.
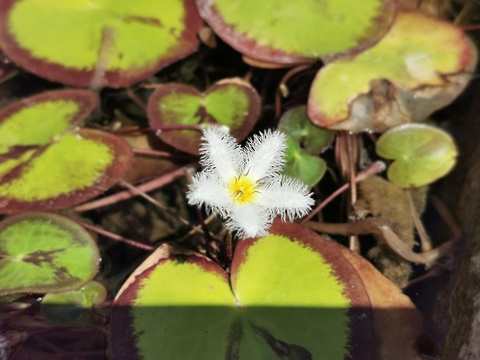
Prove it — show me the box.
[196,0,397,64]
[376,123,457,188]
[41,280,107,326]
[147,78,260,154]
[0,90,133,213]
[283,134,326,187]
[0,0,203,87]
[278,105,334,155]
[111,221,381,359]
[0,212,100,296]
[308,12,476,132]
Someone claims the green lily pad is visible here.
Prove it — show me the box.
[283,134,326,187]
[0,212,100,296]
[376,123,458,188]
[147,78,260,154]
[308,12,477,132]
[0,89,98,154]
[278,105,334,155]
[0,0,203,87]
[41,281,107,326]
[0,90,133,213]
[111,221,375,359]
[196,0,397,64]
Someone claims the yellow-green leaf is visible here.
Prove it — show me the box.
[308,12,476,132]
[0,0,203,87]
[0,212,100,296]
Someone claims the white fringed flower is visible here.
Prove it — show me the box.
[187,128,314,239]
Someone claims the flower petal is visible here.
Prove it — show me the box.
[225,204,271,239]
[200,127,244,182]
[244,130,287,181]
[186,171,231,215]
[259,176,314,221]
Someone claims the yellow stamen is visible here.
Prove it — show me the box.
[228,175,258,204]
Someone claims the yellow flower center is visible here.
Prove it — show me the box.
[228,175,258,204]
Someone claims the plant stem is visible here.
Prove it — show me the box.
[226,232,233,262]
[346,133,360,253]
[305,217,457,265]
[132,147,193,160]
[74,165,194,212]
[405,189,432,252]
[72,218,154,251]
[125,86,146,109]
[274,64,314,118]
[301,161,385,224]
[119,180,193,228]
[458,24,480,31]
[114,125,203,136]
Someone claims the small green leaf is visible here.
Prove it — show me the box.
[41,281,107,326]
[376,123,457,188]
[0,90,133,213]
[308,12,476,132]
[0,212,100,296]
[197,0,396,63]
[283,135,326,187]
[0,0,203,87]
[148,78,260,154]
[278,105,334,155]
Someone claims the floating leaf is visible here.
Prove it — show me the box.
[0,90,133,213]
[283,135,326,187]
[41,281,107,326]
[196,0,397,64]
[376,123,457,188]
[0,212,100,296]
[111,221,379,359]
[0,89,98,153]
[0,0,203,87]
[308,12,477,132]
[147,78,260,154]
[278,105,334,155]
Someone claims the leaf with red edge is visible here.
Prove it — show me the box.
[0,89,98,155]
[196,0,397,64]
[111,220,419,359]
[0,212,100,296]
[308,12,477,132]
[148,78,260,154]
[0,0,203,87]
[0,90,132,213]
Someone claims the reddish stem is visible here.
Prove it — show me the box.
[71,218,154,251]
[132,148,193,160]
[225,232,233,262]
[114,125,203,135]
[301,161,385,224]
[119,180,193,228]
[459,24,480,31]
[74,166,194,212]
[275,64,314,118]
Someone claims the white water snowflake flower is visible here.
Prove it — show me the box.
[186,128,314,239]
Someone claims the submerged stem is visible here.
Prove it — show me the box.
[301,161,385,224]
[71,218,154,251]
